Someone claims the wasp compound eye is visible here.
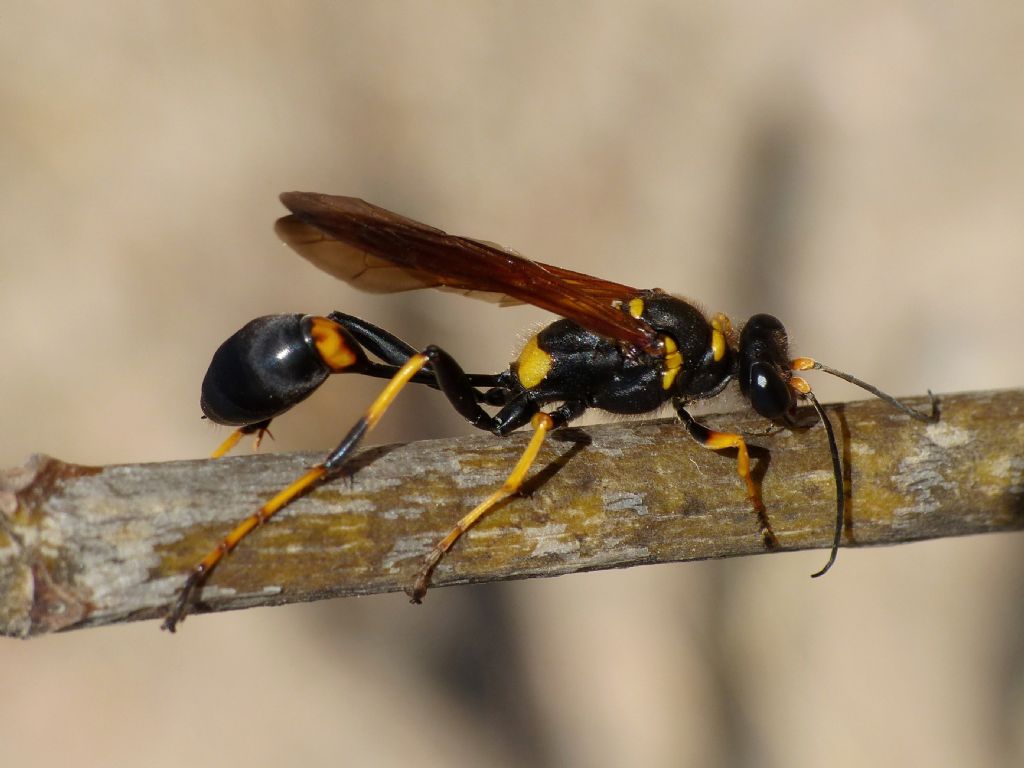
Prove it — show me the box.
[746,360,794,420]
[738,313,794,417]
[200,314,332,426]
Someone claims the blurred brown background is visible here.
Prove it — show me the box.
[2,2,1023,766]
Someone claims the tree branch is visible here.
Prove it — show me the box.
[2,389,1023,638]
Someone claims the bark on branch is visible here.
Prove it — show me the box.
[2,389,1023,638]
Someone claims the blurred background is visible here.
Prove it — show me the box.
[2,2,1023,766]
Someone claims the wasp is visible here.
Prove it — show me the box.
[161,192,938,631]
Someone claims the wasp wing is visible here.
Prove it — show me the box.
[276,192,657,351]
[275,214,524,306]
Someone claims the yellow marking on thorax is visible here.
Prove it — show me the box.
[628,297,646,319]
[309,316,359,371]
[661,335,684,390]
[517,335,553,389]
[710,313,732,363]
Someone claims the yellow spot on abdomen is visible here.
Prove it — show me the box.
[517,335,553,389]
[309,316,359,371]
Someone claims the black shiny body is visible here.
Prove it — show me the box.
[201,290,797,446]
[499,293,733,420]
[201,314,335,426]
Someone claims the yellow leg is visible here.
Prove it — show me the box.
[676,406,777,549]
[701,430,777,549]
[408,412,554,603]
[210,423,275,458]
[163,353,431,632]
[702,432,759,509]
[210,428,246,458]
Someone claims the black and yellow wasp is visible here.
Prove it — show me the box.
[162,192,936,631]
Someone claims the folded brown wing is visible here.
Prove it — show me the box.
[276,192,658,352]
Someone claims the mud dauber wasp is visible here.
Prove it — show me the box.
[162,192,939,632]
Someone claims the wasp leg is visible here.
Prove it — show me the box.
[673,402,778,550]
[209,419,273,459]
[409,399,586,603]
[162,352,434,632]
[164,343,548,632]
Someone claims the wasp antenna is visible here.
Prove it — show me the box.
[798,359,939,423]
[804,391,844,578]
